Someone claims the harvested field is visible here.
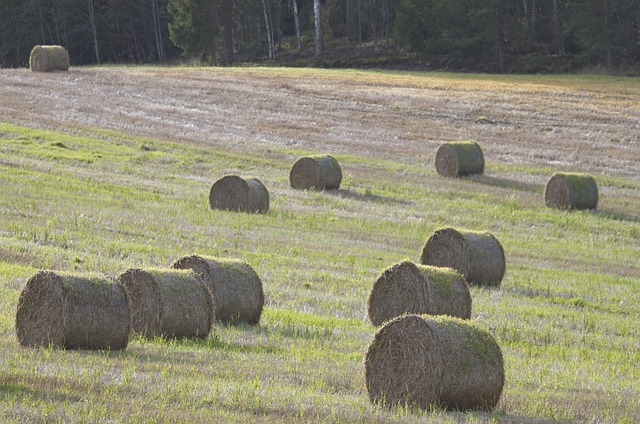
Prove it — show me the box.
[1,67,639,178]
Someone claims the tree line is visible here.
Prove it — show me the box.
[1,0,638,73]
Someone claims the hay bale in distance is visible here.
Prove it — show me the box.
[544,172,598,210]
[116,269,163,339]
[365,314,504,411]
[435,141,485,177]
[367,261,471,326]
[15,270,130,350]
[173,255,264,325]
[289,155,342,190]
[144,268,214,339]
[29,45,70,72]
[209,175,269,213]
[421,227,505,287]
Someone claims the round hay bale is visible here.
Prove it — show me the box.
[15,270,130,350]
[364,314,504,411]
[435,141,485,177]
[29,45,70,72]
[209,175,269,213]
[145,269,214,339]
[116,269,163,339]
[544,172,598,210]
[289,155,342,190]
[367,261,471,326]
[420,228,505,287]
[172,255,264,325]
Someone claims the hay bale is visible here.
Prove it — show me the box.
[289,155,342,190]
[367,261,471,326]
[435,141,485,177]
[116,269,163,338]
[29,45,70,72]
[209,175,269,213]
[142,269,214,339]
[172,255,264,325]
[544,172,598,210]
[420,227,505,287]
[364,314,504,411]
[15,270,130,350]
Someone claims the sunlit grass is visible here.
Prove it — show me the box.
[1,115,639,423]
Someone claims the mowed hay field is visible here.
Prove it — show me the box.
[1,67,639,423]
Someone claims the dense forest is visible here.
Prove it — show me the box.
[1,0,639,73]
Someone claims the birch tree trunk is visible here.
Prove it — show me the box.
[552,0,565,56]
[291,0,301,51]
[87,0,100,63]
[262,0,275,59]
[151,0,165,61]
[314,0,322,61]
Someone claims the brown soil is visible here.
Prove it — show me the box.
[1,67,639,178]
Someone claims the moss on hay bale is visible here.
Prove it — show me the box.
[367,261,472,326]
[289,155,342,190]
[420,227,505,287]
[116,269,163,339]
[364,314,504,411]
[143,268,214,339]
[209,175,269,213]
[435,141,485,177]
[544,172,598,210]
[15,270,130,350]
[29,45,70,72]
[172,255,264,325]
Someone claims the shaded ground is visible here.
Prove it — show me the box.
[1,66,639,178]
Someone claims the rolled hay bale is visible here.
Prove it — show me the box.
[143,268,214,339]
[29,45,70,72]
[435,141,485,177]
[364,314,504,411]
[367,261,471,326]
[289,155,342,190]
[15,270,130,350]
[544,172,598,210]
[116,269,163,338]
[209,175,269,213]
[172,255,264,325]
[420,228,505,287]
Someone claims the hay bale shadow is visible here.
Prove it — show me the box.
[467,175,543,194]
[327,188,413,205]
[596,209,640,223]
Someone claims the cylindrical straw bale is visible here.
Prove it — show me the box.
[145,269,214,339]
[435,141,485,177]
[365,314,504,411]
[29,45,70,72]
[544,172,598,210]
[116,269,163,338]
[289,155,342,190]
[172,255,264,325]
[367,261,471,326]
[209,175,269,213]
[16,270,130,350]
[421,228,505,287]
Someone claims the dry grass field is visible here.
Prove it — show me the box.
[1,66,639,423]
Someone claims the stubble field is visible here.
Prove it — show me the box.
[0,66,639,423]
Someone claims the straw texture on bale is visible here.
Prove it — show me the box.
[367,261,471,326]
[173,255,264,325]
[544,172,598,210]
[16,270,130,350]
[365,314,504,411]
[116,269,163,338]
[144,269,214,339]
[289,155,342,190]
[29,45,70,72]
[435,141,485,177]
[209,175,269,213]
[421,227,505,287]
